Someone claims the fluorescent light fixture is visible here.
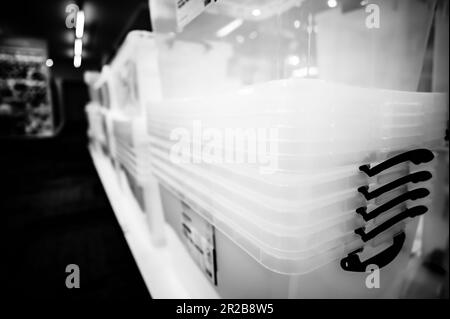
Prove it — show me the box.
[216,19,243,38]
[74,39,83,56]
[252,9,261,17]
[75,10,85,38]
[45,58,54,67]
[74,55,81,68]
[327,0,338,8]
[248,31,258,40]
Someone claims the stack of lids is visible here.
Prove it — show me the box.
[146,79,448,274]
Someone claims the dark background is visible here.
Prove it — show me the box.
[1,0,152,300]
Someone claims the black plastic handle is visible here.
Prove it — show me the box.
[341,231,406,272]
[357,171,432,200]
[355,205,428,242]
[359,149,434,177]
[356,188,430,222]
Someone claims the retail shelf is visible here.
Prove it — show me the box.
[89,146,220,299]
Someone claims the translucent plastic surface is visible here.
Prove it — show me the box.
[151,152,431,253]
[109,31,162,116]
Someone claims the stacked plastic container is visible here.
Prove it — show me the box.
[148,0,449,298]
[147,78,447,297]
[88,65,118,162]
[108,31,165,245]
[83,71,104,151]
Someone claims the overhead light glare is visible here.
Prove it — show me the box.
[74,39,83,56]
[75,10,85,38]
[74,55,81,68]
[327,0,338,8]
[252,9,261,17]
[216,19,243,38]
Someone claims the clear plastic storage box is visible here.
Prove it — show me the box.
[147,0,448,298]
[87,31,166,245]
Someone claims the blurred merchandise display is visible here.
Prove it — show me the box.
[0,38,54,137]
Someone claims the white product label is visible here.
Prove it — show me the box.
[181,202,217,285]
[175,0,218,30]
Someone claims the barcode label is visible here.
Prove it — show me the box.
[181,201,217,285]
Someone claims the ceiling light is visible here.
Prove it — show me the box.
[74,39,82,56]
[327,0,338,8]
[287,55,300,66]
[74,55,81,68]
[216,19,243,38]
[75,10,85,38]
[251,9,261,17]
[45,58,54,67]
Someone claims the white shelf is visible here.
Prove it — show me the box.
[89,147,220,299]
